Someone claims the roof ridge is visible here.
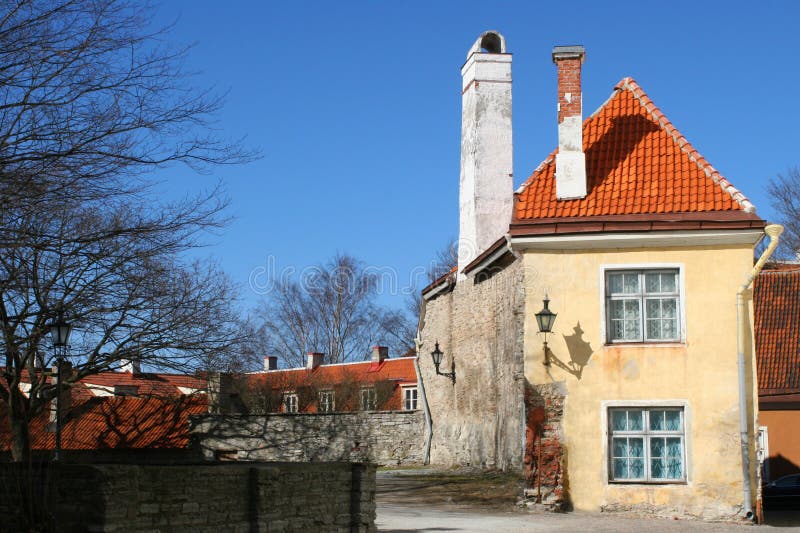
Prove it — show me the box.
[616,77,756,214]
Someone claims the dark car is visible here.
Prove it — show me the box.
[763,474,800,510]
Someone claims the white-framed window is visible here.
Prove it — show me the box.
[283,393,298,413]
[403,387,418,411]
[319,390,334,413]
[605,269,681,343]
[360,387,376,411]
[608,407,685,482]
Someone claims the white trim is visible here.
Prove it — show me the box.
[422,278,455,301]
[600,400,692,485]
[599,263,686,346]
[512,229,762,250]
[464,244,508,278]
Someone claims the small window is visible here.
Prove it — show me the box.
[360,387,376,411]
[608,407,685,483]
[606,269,680,343]
[283,393,298,413]
[403,387,418,411]
[319,390,334,413]
[113,385,139,397]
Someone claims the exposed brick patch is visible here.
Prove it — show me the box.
[523,382,566,509]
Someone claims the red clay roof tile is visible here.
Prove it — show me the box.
[514,78,756,221]
[755,268,800,394]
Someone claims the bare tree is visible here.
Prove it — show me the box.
[0,0,256,461]
[256,254,414,367]
[406,238,459,332]
[768,167,800,259]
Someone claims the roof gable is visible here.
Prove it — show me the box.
[515,78,756,221]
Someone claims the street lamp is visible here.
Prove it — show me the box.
[535,295,557,366]
[49,307,72,461]
[430,341,456,385]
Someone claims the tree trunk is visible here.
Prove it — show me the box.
[8,387,31,462]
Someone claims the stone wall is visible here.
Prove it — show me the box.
[192,410,425,466]
[419,258,525,470]
[523,381,567,509]
[0,462,375,532]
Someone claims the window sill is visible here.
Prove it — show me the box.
[604,342,685,349]
[608,480,687,486]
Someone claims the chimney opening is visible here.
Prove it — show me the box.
[479,33,502,54]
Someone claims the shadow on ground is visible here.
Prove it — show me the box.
[763,510,800,527]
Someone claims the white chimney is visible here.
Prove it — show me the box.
[264,356,278,371]
[458,31,513,278]
[371,346,389,363]
[307,352,324,370]
[553,45,587,200]
[120,358,141,374]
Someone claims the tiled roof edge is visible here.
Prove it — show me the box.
[616,77,757,214]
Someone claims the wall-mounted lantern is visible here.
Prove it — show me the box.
[535,295,557,366]
[430,341,456,385]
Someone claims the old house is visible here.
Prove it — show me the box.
[194,347,426,464]
[419,31,777,520]
[754,264,800,483]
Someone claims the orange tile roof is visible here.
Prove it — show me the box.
[245,357,418,412]
[0,395,207,451]
[754,269,800,394]
[515,78,756,221]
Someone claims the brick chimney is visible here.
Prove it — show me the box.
[552,45,587,200]
[264,356,278,371]
[307,352,324,370]
[371,346,389,363]
[458,30,513,278]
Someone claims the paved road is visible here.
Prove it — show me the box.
[375,469,800,532]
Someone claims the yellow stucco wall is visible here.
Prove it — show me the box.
[522,244,758,519]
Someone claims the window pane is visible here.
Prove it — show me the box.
[651,457,665,478]
[624,300,640,320]
[609,273,623,294]
[661,273,677,293]
[662,298,677,318]
[613,437,628,457]
[612,411,627,431]
[647,319,662,340]
[667,458,683,479]
[623,273,640,294]
[665,411,681,431]
[628,437,644,457]
[610,300,625,319]
[646,299,661,319]
[645,273,661,293]
[629,458,645,478]
[650,410,666,431]
[613,458,628,479]
[627,411,644,431]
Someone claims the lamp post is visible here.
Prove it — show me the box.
[430,341,456,384]
[535,295,557,366]
[49,307,72,461]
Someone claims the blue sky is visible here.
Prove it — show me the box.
[151,1,800,311]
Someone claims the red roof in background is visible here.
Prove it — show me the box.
[514,78,758,222]
[0,394,207,452]
[80,371,205,396]
[247,357,417,388]
[755,268,800,395]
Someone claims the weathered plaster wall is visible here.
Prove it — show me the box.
[192,410,424,466]
[0,462,376,532]
[420,258,525,470]
[521,244,758,519]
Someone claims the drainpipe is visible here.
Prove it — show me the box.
[736,223,783,520]
[414,297,433,465]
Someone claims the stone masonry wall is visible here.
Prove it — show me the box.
[192,410,425,466]
[0,462,375,532]
[420,258,525,470]
[523,381,567,509]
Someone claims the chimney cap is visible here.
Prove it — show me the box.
[466,30,507,59]
[552,45,586,63]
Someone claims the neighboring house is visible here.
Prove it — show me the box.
[0,367,207,462]
[754,264,800,482]
[194,347,426,465]
[419,31,772,520]
[232,347,419,415]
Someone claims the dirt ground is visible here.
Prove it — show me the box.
[375,468,800,532]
